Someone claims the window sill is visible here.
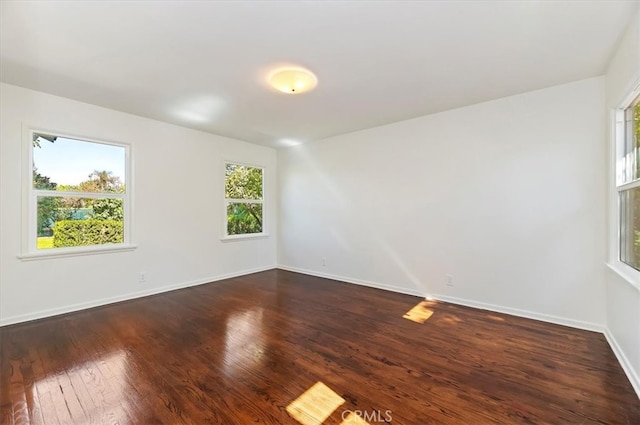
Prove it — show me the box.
[606,262,640,292]
[18,244,138,261]
[221,233,270,242]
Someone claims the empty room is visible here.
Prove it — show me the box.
[1,1,640,424]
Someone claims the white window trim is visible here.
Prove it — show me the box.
[221,161,268,241]
[608,79,640,291]
[19,125,136,260]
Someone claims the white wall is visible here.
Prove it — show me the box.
[0,83,277,325]
[604,10,640,395]
[278,77,606,331]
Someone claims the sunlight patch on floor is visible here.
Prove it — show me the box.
[403,300,434,323]
[286,381,345,425]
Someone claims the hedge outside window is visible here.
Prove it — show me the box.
[30,131,129,252]
[224,163,264,236]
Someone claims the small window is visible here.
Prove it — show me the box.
[617,94,640,270]
[224,163,264,237]
[28,131,130,254]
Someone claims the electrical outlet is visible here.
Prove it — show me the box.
[445,274,454,287]
[322,257,327,267]
[138,272,147,283]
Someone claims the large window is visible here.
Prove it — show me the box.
[224,163,264,237]
[617,93,640,270]
[26,130,130,256]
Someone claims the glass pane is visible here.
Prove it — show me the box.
[621,100,640,184]
[36,197,124,249]
[227,203,263,235]
[33,133,126,193]
[225,164,263,200]
[620,188,640,270]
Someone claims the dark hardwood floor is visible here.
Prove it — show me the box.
[1,269,638,424]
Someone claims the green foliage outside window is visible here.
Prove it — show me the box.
[633,102,640,267]
[35,169,125,243]
[90,198,124,221]
[34,167,62,236]
[53,220,123,247]
[636,102,640,143]
[225,164,263,200]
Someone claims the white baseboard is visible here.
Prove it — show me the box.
[0,265,276,327]
[278,265,604,333]
[433,294,604,333]
[277,265,427,298]
[604,328,640,398]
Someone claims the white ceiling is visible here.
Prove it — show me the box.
[1,1,638,148]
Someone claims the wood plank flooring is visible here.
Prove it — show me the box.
[1,269,638,424]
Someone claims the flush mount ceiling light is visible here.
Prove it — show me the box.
[268,67,317,94]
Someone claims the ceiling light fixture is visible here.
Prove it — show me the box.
[268,67,317,94]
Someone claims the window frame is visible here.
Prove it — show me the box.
[20,126,136,260]
[222,161,268,241]
[611,81,640,289]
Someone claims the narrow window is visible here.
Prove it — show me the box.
[224,163,264,237]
